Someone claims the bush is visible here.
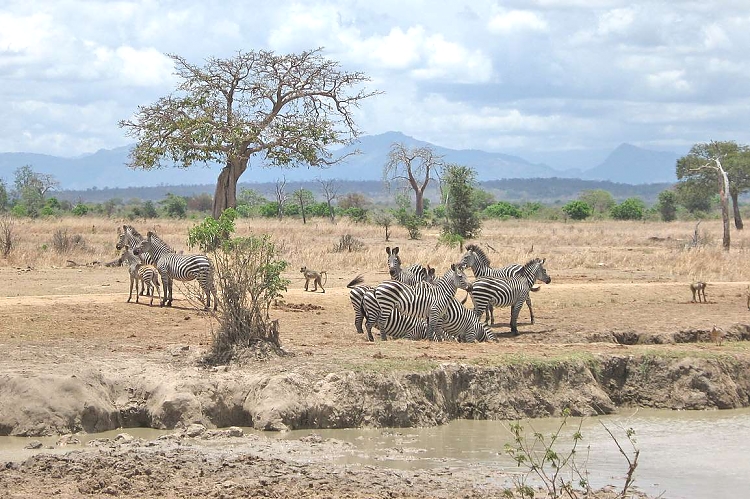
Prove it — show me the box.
[484,201,522,219]
[657,190,677,222]
[205,235,289,364]
[188,208,237,252]
[562,200,592,220]
[161,193,187,219]
[340,206,367,223]
[0,215,15,257]
[611,198,645,220]
[333,234,365,253]
[72,204,89,216]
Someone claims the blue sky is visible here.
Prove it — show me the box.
[2,0,749,169]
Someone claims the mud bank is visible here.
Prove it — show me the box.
[2,347,749,437]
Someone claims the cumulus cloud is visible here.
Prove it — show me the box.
[487,10,548,34]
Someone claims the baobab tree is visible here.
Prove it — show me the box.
[383,143,444,218]
[120,49,379,218]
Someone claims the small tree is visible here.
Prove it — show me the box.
[161,193,187,219]
[579,189,615,214]
[274,178,288,220]
[0,214,15,258]
[484,201,522,219]
[318,178,339,223]
[293,188,315,224]
[562,200,592,221]
[372,210,394,241]
[442,164,481,239]
[0,179,8,212]
[13,165,59,218]
[657,190,678,222]
[611,198,645,220]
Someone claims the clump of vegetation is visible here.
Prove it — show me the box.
[504,409,640,499]
[562,200,593,221]
[190,215,290,365]
[51,228,86,254]
[333,234,365,253]
[0,215,15,258]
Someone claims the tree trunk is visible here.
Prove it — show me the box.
[415,191,424,218]
[731,189,744,230]
[717,167,731,250]
[212,159,247,219]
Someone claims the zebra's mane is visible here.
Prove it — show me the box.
[147,231,177,253]
[466,244,491,267]
[126,225,144,239]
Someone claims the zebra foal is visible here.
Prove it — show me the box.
[119,245,161,306]
[467,258,551,336]
[133,231,218,311]
[386,246,430,285]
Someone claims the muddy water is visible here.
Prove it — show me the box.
[277,408,750,499]
[1,410,748,498]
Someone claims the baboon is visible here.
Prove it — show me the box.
[690,281,707,303]
[710,325,725,346]
[301,266,327,293]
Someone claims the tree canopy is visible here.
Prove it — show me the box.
[383,143,444,218]
[120,48,379,218]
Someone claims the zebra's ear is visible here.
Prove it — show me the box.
[392,247,399,255]
[385,246,391,255]
[147,231,154,238]
[117,226,122,235]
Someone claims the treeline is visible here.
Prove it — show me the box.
[51,178,673,205]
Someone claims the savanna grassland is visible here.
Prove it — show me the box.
[1,216,750,498]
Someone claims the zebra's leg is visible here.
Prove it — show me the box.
[135,276,140,303]
[510,301,524,336]
[160,274,170,307]
[526,297,534,324]
[128,274,135,303]
[152,275,161,306]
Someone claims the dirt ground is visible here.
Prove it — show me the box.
[2,222,750,497]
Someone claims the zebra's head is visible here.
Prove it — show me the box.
[525,258,551,285]
[450,263,471,291]
[386,246,401,278]
[132,236,152,257]
[116,225,142,251]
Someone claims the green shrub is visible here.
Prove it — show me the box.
[72,204,89,216]
[484,201,522,219]
[562,200,592,220]
[611,198,645,220]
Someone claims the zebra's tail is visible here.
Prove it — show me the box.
[347,275,365,288]
[460,286,472,305]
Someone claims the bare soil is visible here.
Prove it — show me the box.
[1,253,750,497]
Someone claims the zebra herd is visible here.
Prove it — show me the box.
[348,244,551,343]
[115,225,218,310]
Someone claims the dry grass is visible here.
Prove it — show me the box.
[2,216,750,284]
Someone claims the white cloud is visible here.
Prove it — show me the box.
[646,70,691,94]
[487,10,548,34]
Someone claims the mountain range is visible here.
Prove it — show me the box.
[0,131,682,190]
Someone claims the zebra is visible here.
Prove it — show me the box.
[376,264,470,341]
[436,297,496,343]
[347,275,372,335]
[116,225,157,296]
[386,246,429,285]
[459,243,544,325]
[361,288,429,341]
[132,231,218,311]
[466,258,551,336]
[119,245,161,306]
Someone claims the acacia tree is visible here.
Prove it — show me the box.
[274,177,288,220]
[383,144,444,218]
[293,188,314,224]
[677,141,734,250]
[677,141,750,231]
[120,49,379,218]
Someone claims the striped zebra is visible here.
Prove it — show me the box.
[376,264,470,341]
[119,245,161,306]
[347,275,372,335]
[116,225,156,296]
[386,246,429,285]
[459,244,543,324]
[436,297,495,343]
[361,288,429,341]
[467,258,551,336]
[133,231,218,311]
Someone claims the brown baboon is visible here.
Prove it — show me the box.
[690,281,707,303]
[710,325,725,346]
[301,266,327,293]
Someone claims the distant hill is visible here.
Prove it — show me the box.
[582,143,680,184]
[0,132,682,189]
